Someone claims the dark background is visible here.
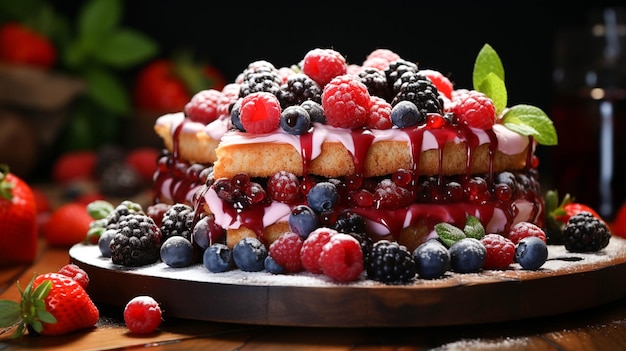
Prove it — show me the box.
[51,1,626,218]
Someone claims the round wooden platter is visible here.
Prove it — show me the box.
[70,237,626,328]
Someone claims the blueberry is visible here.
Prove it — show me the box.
[98,228,117,257]
[264,255,285,274]
[449,238,486,273]
[289,205,319,239]
[413,240,451,279]
[280,105,312,135]
[203,243,232,273]
[300,100,326,124]
[307,182,338,213]
[230,99,245,131]
[232,237,268,272]
[193,215,225,249]
[515,236,548,270]
[390,100,423,128]
[160,236,193,268]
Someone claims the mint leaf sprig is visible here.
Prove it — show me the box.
[435,215,485,247]
[473,44,558,146]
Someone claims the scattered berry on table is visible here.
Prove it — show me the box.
[124,296,162,334]
[57,263,90,289]
[515,236,548,270]
[481,233,515,270]
[300,227,337,274]
[507,221,547,244]
[232,237,268,272]
[449,238,486,273]
[413,240,451,279]
[563,211,611,253]
[160,236,193,268]
[319,233,364,282]
[203,243,232,273]
[268,232,304,273]
[110,214,162,267]
[366,240,416,284]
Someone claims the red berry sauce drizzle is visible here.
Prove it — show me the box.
[153,118,543,244]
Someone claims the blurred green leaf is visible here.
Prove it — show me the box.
[78,0,121,51]
[84,67,130,115]
[93,29,158,68]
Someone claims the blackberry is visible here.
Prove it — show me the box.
[239,66,282,98]
[110,214,162,267]
[384,59,418,89]
[563,212,611,252]
[391,72,444,117]
[332,211,367,234]
[366,240,417,284]
[160,203,194,241]
[105,200,145,230]
[276,73,322,108]
[99,162,143,197]
[346,231,374,267]
[358,67,391,101]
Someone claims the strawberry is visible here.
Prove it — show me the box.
[0,272,99,337]
[612,203,626,238]
[133,57,227,113]
[0,165,37,266]
[125,147,160,182]
[42,203,93,247]
[545,190,606,244]
[52,150,98,184]
[0,22,56,69]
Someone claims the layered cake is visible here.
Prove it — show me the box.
[153,45,554,252]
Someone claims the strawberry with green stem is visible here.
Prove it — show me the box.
[0,272,99,337]
[0,164,38,266]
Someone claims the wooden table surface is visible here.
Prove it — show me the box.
[1,240,626,351]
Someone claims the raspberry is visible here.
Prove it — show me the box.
[216,83,241,118]
[124,295,162,334]
[302,48,347,87]
[238,92,281,134]
[185,89,223,124]
[268,232,304,273]
[362,48,401,70]
[508,221,547,244]
[322,75,371,129]
[419,69,453,99]
[267,171,301,203]
[300,227,337,274]
[480,233,515,270]
[57,263,90,289]
[366,96,393,129]
[319,233,363,282]
[450,90,496,130]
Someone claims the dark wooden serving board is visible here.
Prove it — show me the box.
[70,237,626,327]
